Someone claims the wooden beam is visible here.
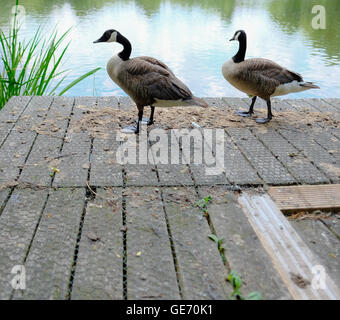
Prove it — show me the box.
[239,192,340,300]
[268,184,340,212]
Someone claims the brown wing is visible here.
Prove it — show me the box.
[138,56,175,76]
[236,58,304,97]
[118,57,193,104]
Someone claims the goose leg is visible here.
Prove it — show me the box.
[237,96,256,117]
[123,107,144,134]
[148,106,155,125]
[256,100,273,124]
[136,106,155,125]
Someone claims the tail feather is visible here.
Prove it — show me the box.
[300,82,320,89]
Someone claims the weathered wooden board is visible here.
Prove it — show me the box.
[0,189,48,299]
[0,97,53,184]
[0,123,15,149]
[268,184,340,212]
[323,98,340,111]
[19,97,74,186]
[90,137,123,186]
[226,128,295,185]
[278,128,340,183]
[90,97,123,186]
[198,186,291,299]
[125,187,180,299]
[239,192,340,300]
[0,188,10,212]
[253,128,329,184]
[162,186,231,299]
[13,188,86,300]
[289,218,340,289]
[0,96,32,124]
[53,97,95,187]
[172,125,230,185]
[71,188,123,300]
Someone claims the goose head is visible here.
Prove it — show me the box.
[229,30,246,42]
[94,29,132,60]
[93,29,119,43]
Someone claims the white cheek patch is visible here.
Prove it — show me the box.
[235,32,241,40]
[108,32,117,43]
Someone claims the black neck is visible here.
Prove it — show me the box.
[117,33,132,61]
[232,36,246,63]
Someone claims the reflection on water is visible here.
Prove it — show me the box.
[0,0,339,98]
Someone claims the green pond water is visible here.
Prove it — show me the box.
[1,0,339,98]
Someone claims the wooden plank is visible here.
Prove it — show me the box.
[226,127,295,185]
[71,188,123,300]
[222,131,262,185]
[0,189,10,212]
[125,187,180,299]
[253,128,329,184]
[268,185,340,212]
[0,126,36,183]
[124,128,159,186]
[289,218,340,289]
[0,123,16,148]
[153,133,194,186]
[286,99,340,156]
[306,98,340,119]
[0,189,48,299]
[90,136,123,186]
[90,97,123,186]
[53,97,95,187]
[239,192,340,300]
[278,127,340,183]
[0,97,54,184]
[19,97,74,186]
[13,188,86,300]
[323,98,340,111]
[0,96,32,124]
[173,126,230,186]
[198,186,291,299]
[162,186,231,299]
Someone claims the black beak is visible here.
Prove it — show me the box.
[229,37,235,41]
[93,36,105,44]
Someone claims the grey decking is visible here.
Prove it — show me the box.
[0,96,339,300]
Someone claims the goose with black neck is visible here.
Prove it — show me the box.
[94,29,208,134]
[222,30,320,124]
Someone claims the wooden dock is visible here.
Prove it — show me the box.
[0,96,339,300]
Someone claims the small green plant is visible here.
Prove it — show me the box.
[195,195,212,216]
[0,0,100,109]
[227,270,262,300]
[208,234,227,264]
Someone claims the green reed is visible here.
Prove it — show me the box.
[0,0,100,109]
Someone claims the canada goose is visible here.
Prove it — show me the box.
[222,30,320,123]
[94,29,208,133]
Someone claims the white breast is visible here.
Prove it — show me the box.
[222,58,236,81]
[107,54,124,84]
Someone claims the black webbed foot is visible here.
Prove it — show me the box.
[236,110,253,118]
[135,117,154,126]
[122,125,139,134]
[255,116,272,124]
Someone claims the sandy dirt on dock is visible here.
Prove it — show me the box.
[28,102,340,139]
[70,105,339,139]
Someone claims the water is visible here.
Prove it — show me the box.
[1,0,339,98]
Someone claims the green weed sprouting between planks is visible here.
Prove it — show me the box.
[0,0,100,110]
[195,195,212,216]
[227,270,262,300]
